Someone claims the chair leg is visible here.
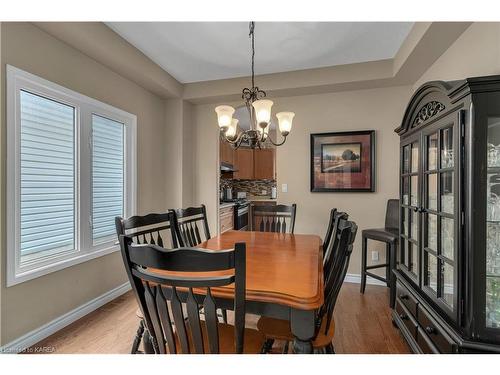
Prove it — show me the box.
[360,236,368,294]
[282,341,290,354]
[260,339,274,354]
[220,309,228,324]
[131,319,145,354]
[389,241,397,308]
[143,329,155,354]
[325,343,335,354]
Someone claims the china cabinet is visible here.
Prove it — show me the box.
[393,76,500,353]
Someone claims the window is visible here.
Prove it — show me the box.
[7,65,136,286]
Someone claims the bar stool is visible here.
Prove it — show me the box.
[360,199,399,307]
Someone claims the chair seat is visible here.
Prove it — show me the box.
[170,321,264,354]
[256,316,335,349]
[362,228,398,242]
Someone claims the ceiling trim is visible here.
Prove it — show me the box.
[33,22,472,103]
[33,22,183,99]
[183,22,472,104]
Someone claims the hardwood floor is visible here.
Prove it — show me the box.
[28,282,410,354]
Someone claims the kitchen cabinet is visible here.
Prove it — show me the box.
[393,75,500,353]
[220,139,234,165]
[254,148,275,180]
[233,148,254,180]
[233,147,275,180]
[219,205,234,234]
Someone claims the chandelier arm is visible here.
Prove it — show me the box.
[267,133,288,147]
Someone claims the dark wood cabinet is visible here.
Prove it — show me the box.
[393,76,500,353]
[254,148,275,180]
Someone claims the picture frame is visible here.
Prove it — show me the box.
[310,130,375,192]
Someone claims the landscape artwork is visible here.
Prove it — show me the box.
[311,130,375,192]
[321,143,362,173]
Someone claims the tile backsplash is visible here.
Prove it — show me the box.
[221,179,276,197]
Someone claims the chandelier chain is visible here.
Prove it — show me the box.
[249,21,255,89]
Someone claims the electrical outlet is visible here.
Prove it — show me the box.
[371,251,379,261]
[282,183,288,193]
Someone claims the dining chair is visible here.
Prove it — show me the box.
[250,203,297,234]
[119,236,266,354]
[115,212,180,354]
[257,220,358,354]
[170,204,211,247]
[322,209,348,265]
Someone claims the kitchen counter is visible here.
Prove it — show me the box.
[247,196,277,202]
[219,202,237,208]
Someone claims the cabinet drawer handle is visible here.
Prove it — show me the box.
[399,294,409,300]
[425,326,436,335]
[399,313,408,320]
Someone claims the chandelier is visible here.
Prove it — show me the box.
[215,22,295,149]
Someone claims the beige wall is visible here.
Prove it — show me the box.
[192,88,412,276]
[0,23,170,344]
[414,23,500,89]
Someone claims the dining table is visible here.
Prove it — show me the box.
[196,230,324,354]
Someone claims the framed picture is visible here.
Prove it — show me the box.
[310,130,375,192]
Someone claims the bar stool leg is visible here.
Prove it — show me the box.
[385,243,391,287]
[389,241,397,308]
[360,235,367,294]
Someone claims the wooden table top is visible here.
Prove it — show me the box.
[195,230,324,310]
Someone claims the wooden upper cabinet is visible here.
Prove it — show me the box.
[220,140,234,165]
[254,148,275,180]
[233,148,254,179]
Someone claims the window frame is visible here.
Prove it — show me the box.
[6,65,137,286]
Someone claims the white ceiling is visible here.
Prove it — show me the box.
[107,22,413,84]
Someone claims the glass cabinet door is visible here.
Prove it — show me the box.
[422,124,457,314]
[400,141,419,281]
[486,117,500,329]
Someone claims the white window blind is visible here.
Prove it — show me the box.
[92,114,125,245]
[7,65,137,286]
[19,90,76,265]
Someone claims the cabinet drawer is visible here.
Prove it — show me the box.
[416,327,439,354]
[417,304,455,353]
[396,281,418,317]
[395,299,417,338]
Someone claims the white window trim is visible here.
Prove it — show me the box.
[6,65,137,286]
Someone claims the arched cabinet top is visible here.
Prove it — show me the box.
[395,80,462,136]
[395,74,500,137]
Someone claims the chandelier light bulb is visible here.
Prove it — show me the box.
[252,99,273,127]
[276,112,295,136]
[226,118,238,139]
[215,105,235,131]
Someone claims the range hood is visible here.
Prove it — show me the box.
[220,162,238,173]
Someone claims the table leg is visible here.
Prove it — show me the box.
[290,308,316,354]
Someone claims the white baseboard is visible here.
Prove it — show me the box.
[344,273,387,286]
[0,282,131,354]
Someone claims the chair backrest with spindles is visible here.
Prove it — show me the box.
[170,205,211,247]
[250,204,297,234]
[319,220,358,335]
[115,212,180,249]
[119,236,246,354]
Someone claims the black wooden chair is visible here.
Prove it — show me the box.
[115,212,180,354]
[170,204,230,322]
[322,209,348,265]
[250,204,297,234]
[118,236,265,354]
[170,205,211,247]
[257,220,358,354]
[360,199,399,308]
